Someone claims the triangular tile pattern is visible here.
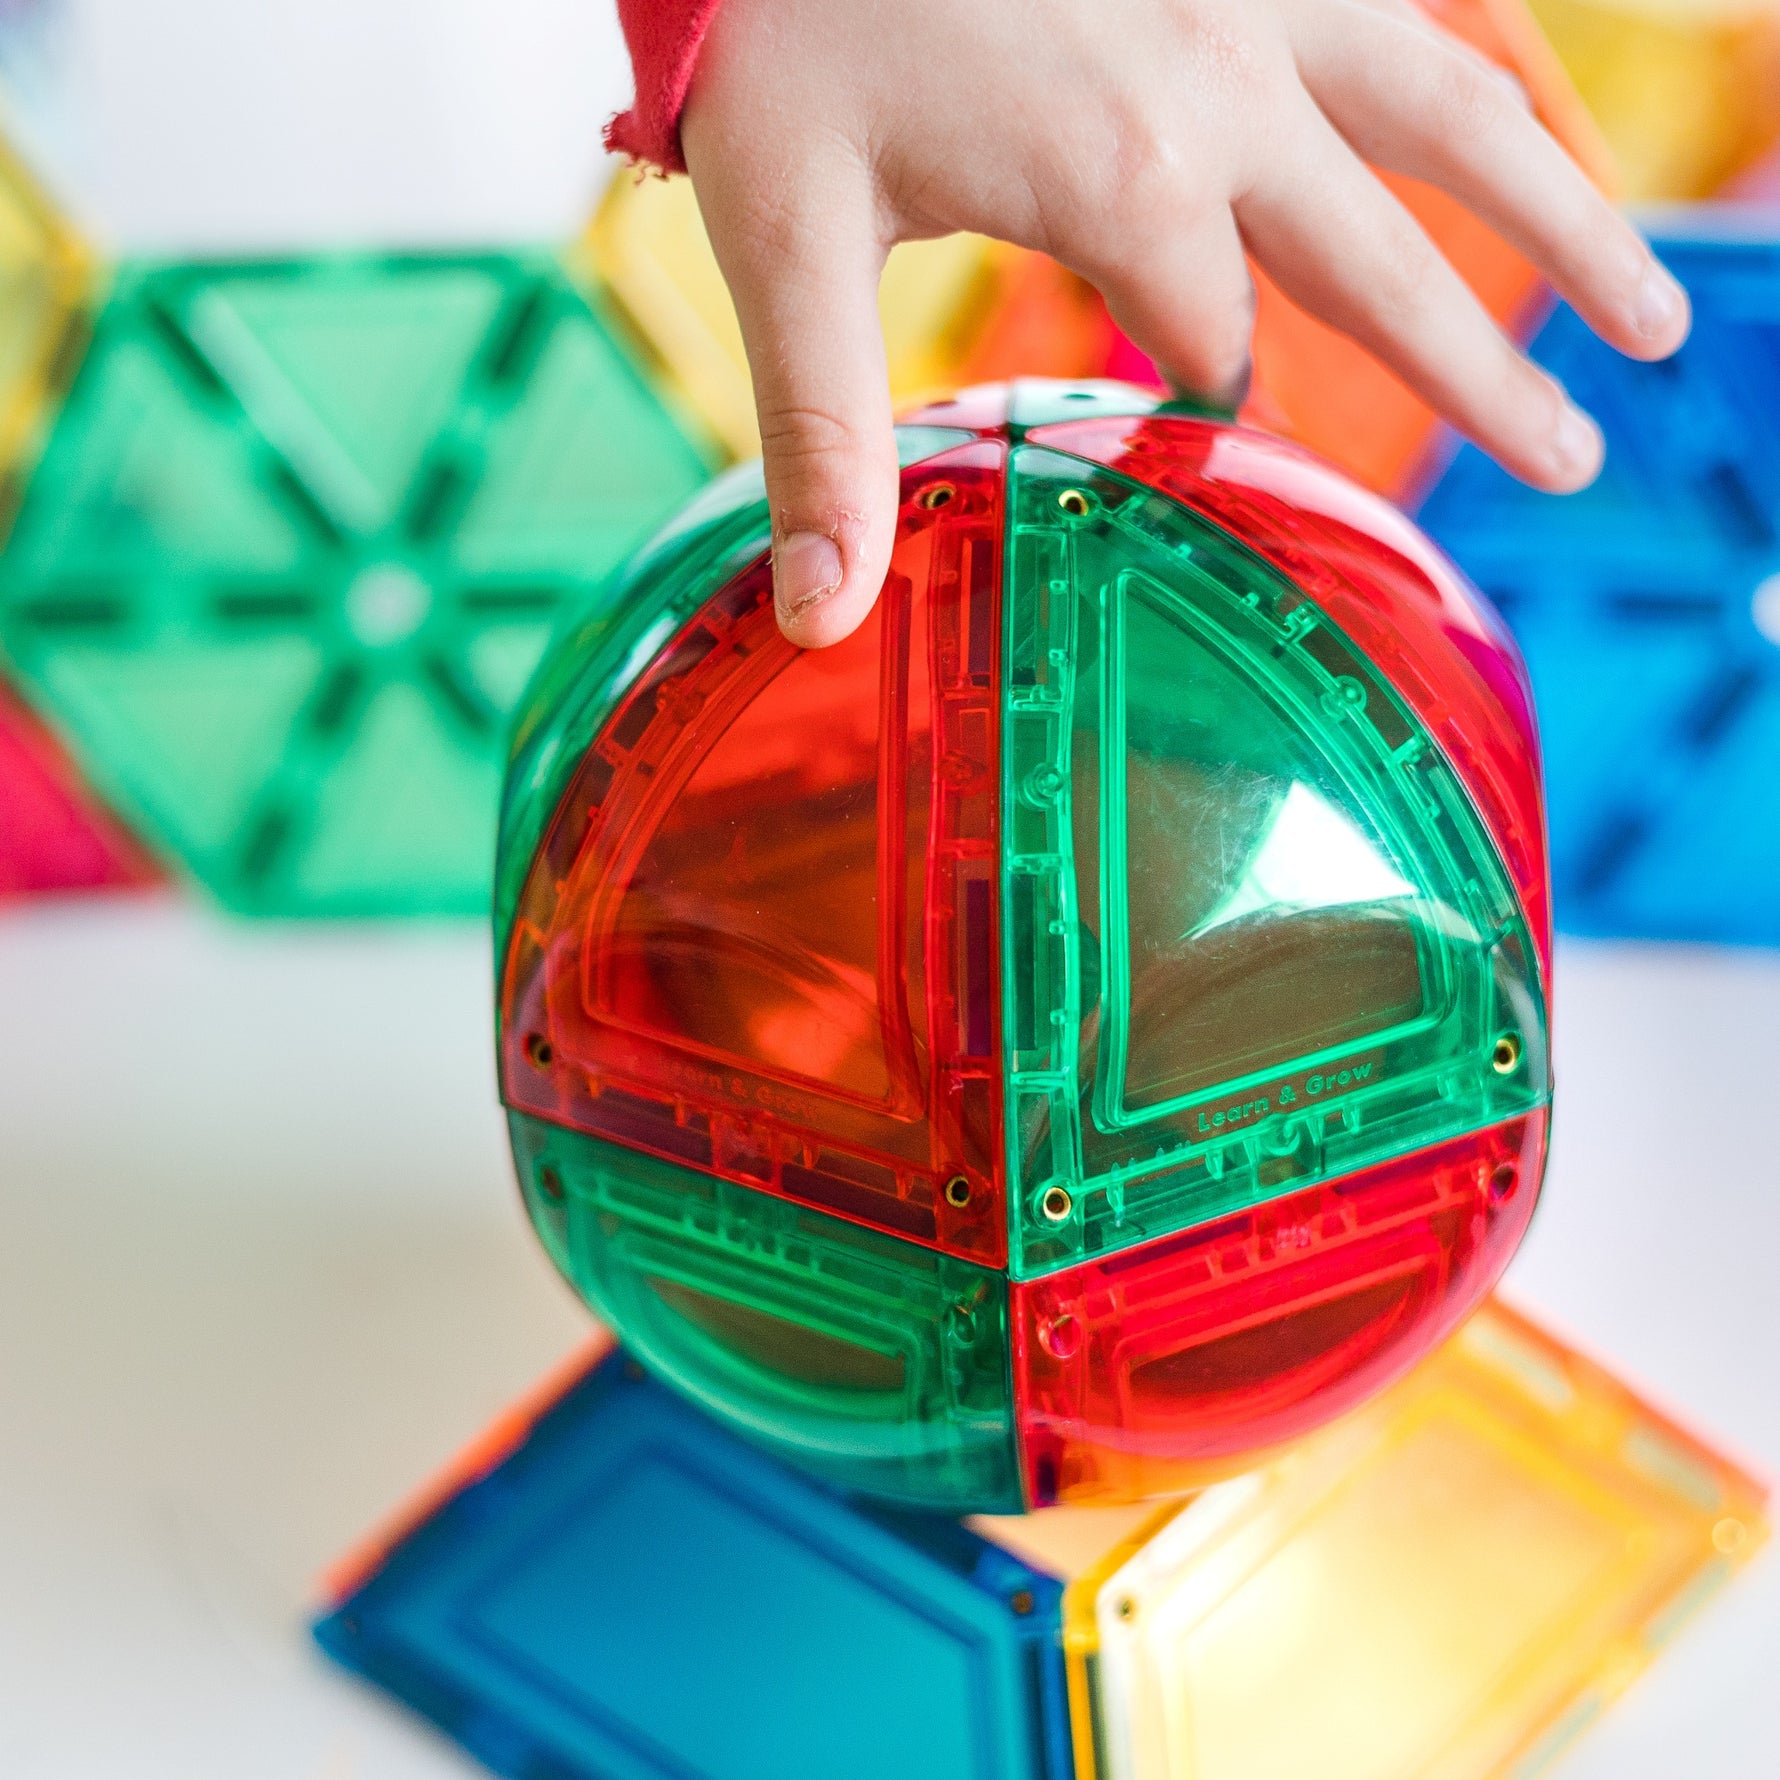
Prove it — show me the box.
[0,254,713,915]
[1417,229,1780,944]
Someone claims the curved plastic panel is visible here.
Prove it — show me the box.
[1001,444,1548,1276]
[318,1347,1069,1780]
[497,422,984,993]
[1010,1115,1545,1505]
[503,444,1008,1264]
[510,1112,1022,1511]
[901,379,1163,440]
[1028,412,1553,976]
[496,455,773,962]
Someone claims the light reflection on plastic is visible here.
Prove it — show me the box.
[1191,780,1416,939]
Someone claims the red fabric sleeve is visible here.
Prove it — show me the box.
[604,0,728,174]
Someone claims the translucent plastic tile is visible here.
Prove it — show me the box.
[1028,410,1552,967]
[1000,444,1547,1276]
[1529,0,1780,198]
[0,128,89,482]
[496,384,1553,1513]
[0,252,712,915]
[1068,1298,1769,1780]
[502,444,1010,1264]
[509,1111,1022,1510]
[1011,1115,1545,1506]
[0,680,156,894]
[1417,224,1780,944]
[577,175,1113,460]
[493,430,972,952]
[317,1345,1070,1780]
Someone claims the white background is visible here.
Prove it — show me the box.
[1,0,628,249]
[0,1,1775,1773]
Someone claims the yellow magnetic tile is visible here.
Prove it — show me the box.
[1527,0,1780,198]
[1075,1297,1768,1780]
[0,121,91,486]
[575,174,1034,461]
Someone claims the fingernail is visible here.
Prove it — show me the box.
[1632,261,1687,340]
[774,530,843,621]
[1552,403,1603,483]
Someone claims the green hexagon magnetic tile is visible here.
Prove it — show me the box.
[0,252,714,915]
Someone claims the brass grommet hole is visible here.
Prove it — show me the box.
[917,482,956,510]
[1057,488,1091,516]
[539,1164,565,1203]
[1490,1162,1518,1200]
[524,1030,554,1069]
[1010,1589,1035,1616]
[1114,1594,1137,1622]
[1040,1185,1074,1223]
[1491,1033,1522,1074]
[943,1174,972,1209]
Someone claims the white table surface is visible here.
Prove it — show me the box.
[0,897,1774,1778]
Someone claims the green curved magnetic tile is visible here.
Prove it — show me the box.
[1000,444,1549,1278]
[510,1109,1023,1511]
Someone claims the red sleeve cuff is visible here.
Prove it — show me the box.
[604,0,729,174]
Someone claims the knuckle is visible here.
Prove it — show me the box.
[1421,52,1510,150]
[757,401,861,467]
[1368,216,1445,332]
[728,181,813,266]
[1174,10,1272,110]
[1102,98,1187,223]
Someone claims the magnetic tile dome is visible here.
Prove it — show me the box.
[496,382,1553,1512]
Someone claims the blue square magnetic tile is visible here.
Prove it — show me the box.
[1416,214,1780,945]
[315,1349,1072,1780]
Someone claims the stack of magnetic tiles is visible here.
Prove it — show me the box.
[317,1300,1766,1780]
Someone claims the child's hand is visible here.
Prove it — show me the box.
[680,0,1687,647]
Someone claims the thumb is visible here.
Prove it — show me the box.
[692,162,899,648]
